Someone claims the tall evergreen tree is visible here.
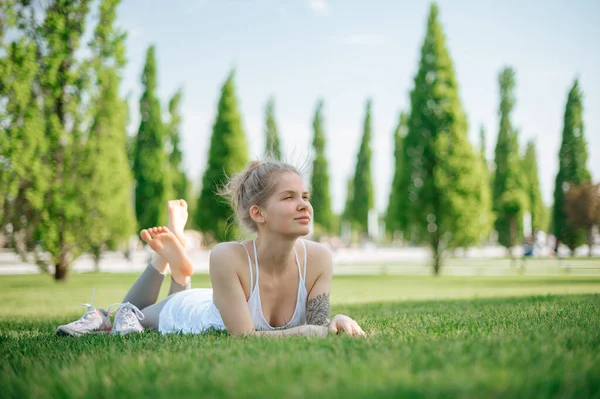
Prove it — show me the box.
[349,99,375,234]
[479,125,488,171]
[386,112,408,234]
[400,4,488,274]
[264,97,282,160]
[478,126,494,243]
[82,0,135,267]
[552,79,591,254]
[342,177,354,222]
[522,140,547,232]
[196,71,249,242]
[133,46,172,230]
[34,0,95,280]
[166,89,188,200]
[310,100,334,233]
[492,67,527,254]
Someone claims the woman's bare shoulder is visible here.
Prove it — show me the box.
[301,240,333,271]
[209,241,247,273]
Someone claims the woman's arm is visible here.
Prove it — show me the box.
[251,325,329,338]
[305,243,366,337]
[210,243,256,335]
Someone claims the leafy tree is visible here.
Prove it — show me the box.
[492,67,527,255]
[400,4,488,274]
[310,100,334,233]
[386,112,408,235]
[522,140,547,232]
[264,97,282,160]
[132,46,172,230]
[349,99,375,235]
[195,71,249,242]
[82,0,136,269]
[565,182,600,257]
[166,89,188,200]
[552,79,591,254]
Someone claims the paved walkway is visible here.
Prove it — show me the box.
[1,245,598,276]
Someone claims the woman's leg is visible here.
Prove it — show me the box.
[139,275,191,330]
[122,257,166,310]
[140,295,174,329]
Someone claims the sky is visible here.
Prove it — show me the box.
[115,0,600,214]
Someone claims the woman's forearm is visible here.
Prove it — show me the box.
[250,325,328,338]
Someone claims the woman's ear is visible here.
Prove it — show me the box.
[249,204,266,225]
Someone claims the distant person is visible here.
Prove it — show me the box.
[523,234,535,257]
[56,161,365,338]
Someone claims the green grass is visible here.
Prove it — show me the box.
[1,274,600,398]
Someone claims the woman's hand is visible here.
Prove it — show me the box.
[327,315,366,337]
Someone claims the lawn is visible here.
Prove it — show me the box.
[1,274,599,398]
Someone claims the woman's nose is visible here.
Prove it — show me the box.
[298,199,308,210]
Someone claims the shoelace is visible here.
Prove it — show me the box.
[107,302,145,323]
[73,286,98,325]
[72,304,97,325]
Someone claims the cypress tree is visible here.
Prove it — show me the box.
[83,0,136,267]
[479,125,488,171]
[133,46,172,230]
[386,112,408,234]
[196,71,249,242]
[310,100,334,233]
[342,177,354,222]
[522,140,547,232]
[400,3,487,274]
[350,99,375,234]
[478,126,494,243]
[553,79,591,254]
[492,67,527,254]
[166,89,188,200]
[264,97,282,160]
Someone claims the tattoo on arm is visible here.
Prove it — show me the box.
[306,293,330,326]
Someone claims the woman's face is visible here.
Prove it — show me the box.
[261,171,313,237]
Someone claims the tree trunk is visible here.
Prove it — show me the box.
[54,243,69,281]
[432,239,441,276]
[509,216,517,250]
[92,246,101,272]
[54,263,68,280]
[433,253,441,275]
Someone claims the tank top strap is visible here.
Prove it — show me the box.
[252,239,260,287]
[239,241,254,292]
[301,239,307,282]
[293,246,301,278]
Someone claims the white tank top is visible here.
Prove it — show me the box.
[240,239,308,330]
[158,239,308,334]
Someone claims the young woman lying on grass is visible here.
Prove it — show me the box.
[57,160,366,338]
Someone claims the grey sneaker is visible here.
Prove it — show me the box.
[108,302,145,335]
[56,304,112,336]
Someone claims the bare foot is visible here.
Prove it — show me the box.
[147,200,189,275]
[167,199,188,248]
[140,227,194,283]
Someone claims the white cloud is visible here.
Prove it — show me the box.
[309,0,329,17]
[341,34,385,46]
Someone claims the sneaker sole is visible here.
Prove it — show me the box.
[111,328,144,336]
[56,327,112,337]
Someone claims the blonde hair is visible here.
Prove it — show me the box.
[219,159,305,232]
